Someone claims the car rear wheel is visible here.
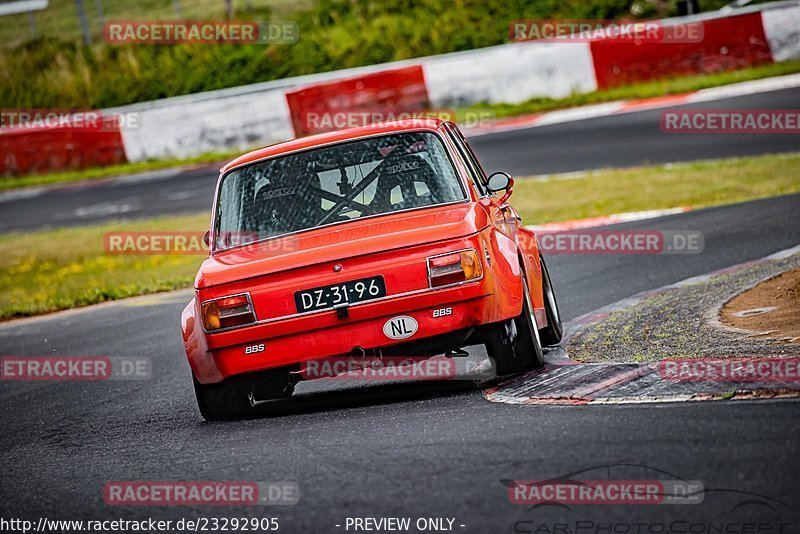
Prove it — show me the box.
[539,254,563,346]
[193,369,294,421]
[484,275,544,376]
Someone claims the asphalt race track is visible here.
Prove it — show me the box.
[1,87,798,233]
[2,194,799,530]
[469,85,800,176]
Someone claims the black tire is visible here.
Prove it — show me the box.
[539,254,563,346]
[193,369,294,421]
[484,276,544,376]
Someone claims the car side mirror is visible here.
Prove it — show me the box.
[487,171,513,193]
[203,231,211,247]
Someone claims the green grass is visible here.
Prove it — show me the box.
[511,152,800,224]
[1,0,736,49]
[457,61,800,121]
[0,213,208,320]
[0,0,310,49]
[2,151,799,321]
[0,149,242,191]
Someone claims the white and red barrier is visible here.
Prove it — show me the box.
[114,85,293,163]
[285,65,430,137]
[762,3,800,61]
[0,116,127,176]
[2,1,799,175]
[590,11,774,88]
[422,42,598,106]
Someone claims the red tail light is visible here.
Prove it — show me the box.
[427,249,483,288]
[201,293,256,332]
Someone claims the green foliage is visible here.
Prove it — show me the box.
[1,0,657,108]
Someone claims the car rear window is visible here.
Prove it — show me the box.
[213,131,466,250]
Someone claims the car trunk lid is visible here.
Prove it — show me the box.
[196,202,487,290]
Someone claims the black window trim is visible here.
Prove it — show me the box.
[444,123,489,197]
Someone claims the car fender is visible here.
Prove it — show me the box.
[485,225,547,327]
[517,226,547,324]
[181,297,224,384]
[486,227,525,320]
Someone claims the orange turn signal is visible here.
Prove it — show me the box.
[201,293,256,332]
[427,249,483,288]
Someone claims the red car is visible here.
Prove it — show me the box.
[181,118,562,419]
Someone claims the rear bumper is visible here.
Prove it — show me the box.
[185,277,515,384]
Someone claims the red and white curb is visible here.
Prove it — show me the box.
[485,244,800,405]
[484,358,800,405]
[464,73,800,137]
[527,207,689,233]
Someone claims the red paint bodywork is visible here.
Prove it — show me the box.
[182,119,546,384]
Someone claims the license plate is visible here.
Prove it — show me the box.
[294,276,387,313]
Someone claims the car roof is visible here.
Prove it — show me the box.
[220,118,449,174]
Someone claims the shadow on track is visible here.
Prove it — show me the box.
[201,379,484,422]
